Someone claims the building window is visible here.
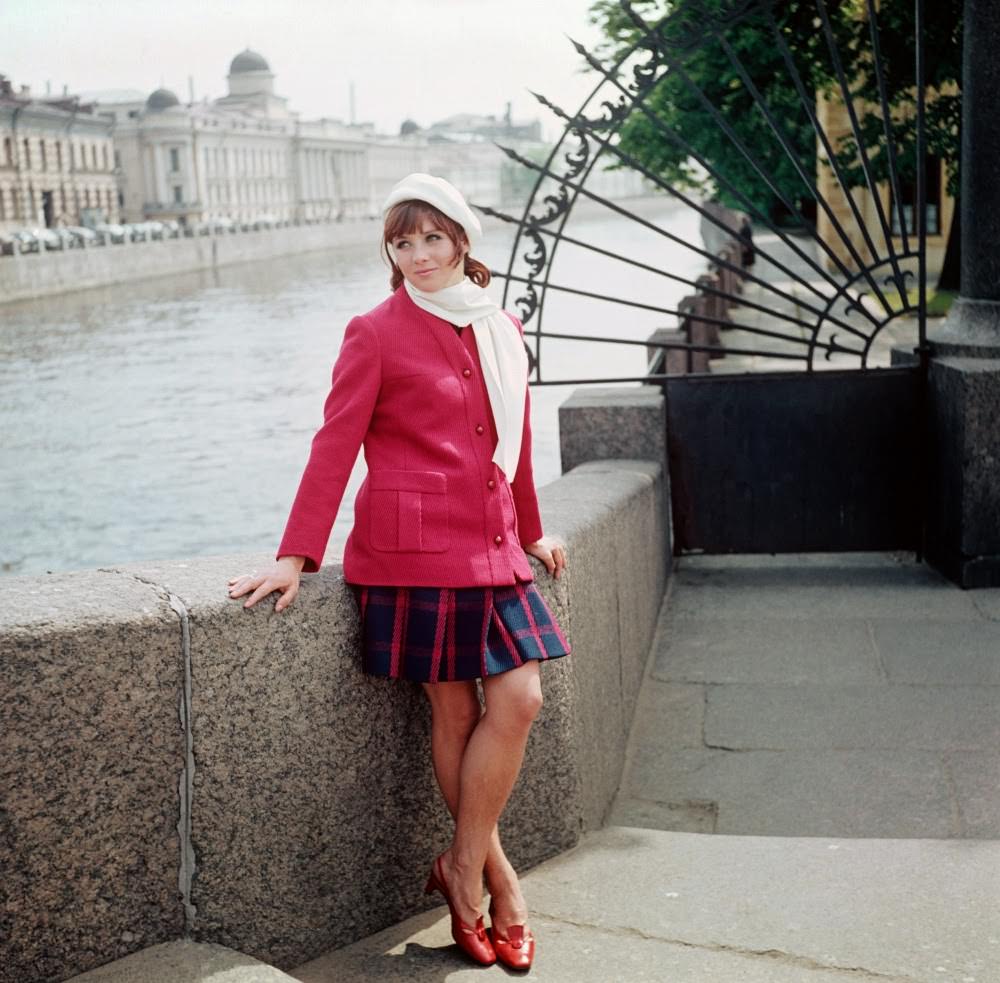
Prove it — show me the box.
[3,137,11,165]
[169,147,180,172]
[40,140,47,170]
[173,185,183,204]
[23,138,31,167]
[892,157,943,237]
[56,142,63,171]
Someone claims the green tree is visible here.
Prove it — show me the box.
[588,0,962,287]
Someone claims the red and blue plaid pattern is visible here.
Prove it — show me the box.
[350,582,570,682]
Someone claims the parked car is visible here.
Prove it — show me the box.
[29,228,64,251]
[139,220,167,240]
[0,231,17,256]
[51,228,80,250]
[94,223,128,244]
[12,230,41,253]
[251,214,278,230]
[161,220,181,238]
[66,226,100,247]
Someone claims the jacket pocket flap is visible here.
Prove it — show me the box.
[369,469,446,494]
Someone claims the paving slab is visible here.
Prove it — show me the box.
[872,619,1000,684]
[291,827,1000,983]
[66,941,299,983]
[626,679,705,748]
[609,793,719,833]
[704,684,1000,751]
[946,751,1000,838]
[652,615,883,684]
[970,590,1000,620]
[668,554,982,622]
[626,552,1000,839]
[621,747,958,837]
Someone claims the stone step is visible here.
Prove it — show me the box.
[65,941,298,983]
[288,826,998,983]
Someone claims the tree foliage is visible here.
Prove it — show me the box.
[587,0,961,225]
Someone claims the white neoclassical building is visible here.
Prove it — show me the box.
[102,50,378,225]
[0,74,118,231]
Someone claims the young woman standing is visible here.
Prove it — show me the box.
[228,173,569,969]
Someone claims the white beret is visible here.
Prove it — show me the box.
[382,172,483,248]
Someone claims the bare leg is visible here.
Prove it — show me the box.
[422,679,530,930]
[422,662,542,928]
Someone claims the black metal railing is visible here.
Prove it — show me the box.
[475,0,930,383]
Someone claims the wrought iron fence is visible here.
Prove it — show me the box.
[476,0,930,384]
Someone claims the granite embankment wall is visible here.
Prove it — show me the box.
[0,220,382,305]
[1,389,670,982]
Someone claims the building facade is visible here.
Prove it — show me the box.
[101,50,376,225]
[815,90,954,277]
[0,75,118,231]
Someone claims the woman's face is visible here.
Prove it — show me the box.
[391,219,467,292]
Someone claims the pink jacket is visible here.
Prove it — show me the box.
[276,285,544,586]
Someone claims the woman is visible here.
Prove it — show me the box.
[228,173,570,970]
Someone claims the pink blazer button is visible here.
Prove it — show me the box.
[494,535,503,545]
[462,368,472,378]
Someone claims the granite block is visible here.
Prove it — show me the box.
[0,569,185,983]
[927,357,1000,586]
[113,555,453,969]
[558,386,665,476]
[2,452,670,976]
[538,461,666,830]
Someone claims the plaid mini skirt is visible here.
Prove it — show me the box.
[350,582,571,683]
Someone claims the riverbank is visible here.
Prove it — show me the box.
[0,194,670,306]
[0,220,383,305]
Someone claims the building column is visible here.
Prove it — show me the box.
[924,0,1000,587]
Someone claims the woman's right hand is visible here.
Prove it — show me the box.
[227,555,305,613]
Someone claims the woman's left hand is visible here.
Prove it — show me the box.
[524,536,567,580]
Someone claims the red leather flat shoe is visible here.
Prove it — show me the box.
[488,901,536,971]
[425,854,496,966]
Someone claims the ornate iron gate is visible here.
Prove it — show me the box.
[479,0,934,555]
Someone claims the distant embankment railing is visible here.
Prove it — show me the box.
[648,201,749,376]
[1,388,669,983]
[0,219,384,305]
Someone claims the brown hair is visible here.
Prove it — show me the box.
[382,199,491,292]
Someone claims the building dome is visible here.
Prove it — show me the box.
[146,88,180,111]
[400,118,420,136]
[229,49,270,74]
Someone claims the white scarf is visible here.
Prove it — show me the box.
[404,277,528,481]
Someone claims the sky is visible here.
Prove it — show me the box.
[3,0,607,138]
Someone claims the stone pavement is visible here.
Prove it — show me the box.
[712,231,919,373]
[285,553,1000,983]
[613,553,1000,839]
[67,553,1000,983]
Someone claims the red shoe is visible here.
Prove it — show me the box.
[488,901,536,971]
[425,854,496,966]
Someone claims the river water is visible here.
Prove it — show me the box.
[1,196,701,577]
